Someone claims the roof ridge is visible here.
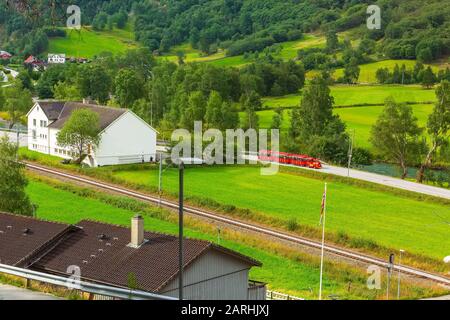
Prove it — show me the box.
[65,101,127,112]
[76,219,211,243]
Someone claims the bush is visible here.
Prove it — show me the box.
[286,218,299,231]
[352,148,373,166]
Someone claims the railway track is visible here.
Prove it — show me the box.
[25,162,450,287]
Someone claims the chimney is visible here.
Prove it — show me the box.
[130,215,145,248]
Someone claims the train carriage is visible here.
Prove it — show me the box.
[258,150,322,169]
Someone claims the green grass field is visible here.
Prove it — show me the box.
[333,60,441,84]
[48,26,138,58]
[25,179,381,299]
[161,34,327,68]
[242,103,434,149]
[263,85,437,109]
[110,165,450,261]
[335,104,433,149]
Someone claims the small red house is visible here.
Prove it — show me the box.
[24,55,46,71]
[0,50,12,60]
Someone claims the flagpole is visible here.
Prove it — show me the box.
[319,183,327,300]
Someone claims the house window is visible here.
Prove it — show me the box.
[32,130,36,140]
[33,119,36,126]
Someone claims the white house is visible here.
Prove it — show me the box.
[48,53,66,64]
[27,101,158,167]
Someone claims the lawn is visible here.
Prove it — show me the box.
[263,85,437,109]
[25,179,370,299]
[48,26,138,58]
[333,60,441,84]
[110,165,450,261]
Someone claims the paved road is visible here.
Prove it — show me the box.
[315,163,450,200]
[0,284,61,300]
[422,295,450,300]
[247,155,450,200]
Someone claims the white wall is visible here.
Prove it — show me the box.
[27,103,51,154]
[94,111,157,166]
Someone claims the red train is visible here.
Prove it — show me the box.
[258,150,322,169]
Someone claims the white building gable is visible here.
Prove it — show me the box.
[27,101,158,167]
[48,54,66,64]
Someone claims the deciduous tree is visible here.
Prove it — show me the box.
[370,98,423,179]
[0,136,33,216]
[57,109,101,164]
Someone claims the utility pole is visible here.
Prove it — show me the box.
[158,153,163,207]
[397,249,405,300]
[347,130,355,177]
[386,253,395,300]
[178,161,184,301]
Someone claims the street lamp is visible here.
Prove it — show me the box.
[397,249,405,300]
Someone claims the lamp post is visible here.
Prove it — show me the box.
[397,249,405,300]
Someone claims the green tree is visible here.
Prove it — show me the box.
[4,82,32,129]
[343,58,360,84]
[0,136,33,216]
[370,98,423,179]
[77,64,112,104]
[290,76,348,163]
[114,69,145,108]
[57,109,101,164]
[326,29,339,52]
[205,91,223,128]
[421,66,437,89]
[271,108,283,129]
[180,91,206,130]
[53,81,82,101]
[241,92,261,129]
[417,81,450,183]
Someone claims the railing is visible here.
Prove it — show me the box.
[266,290,304,301]
[0,263,177,300]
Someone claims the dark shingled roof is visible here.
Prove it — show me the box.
[47,102,127,131]
[37,101,66,120]
[33,220,261,292]
[0,212,74,267]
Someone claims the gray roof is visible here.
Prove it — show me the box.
[38,101,66,120]
[44,102,127,131]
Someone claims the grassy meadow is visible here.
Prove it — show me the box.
[263,85,437,108]
[245,103,434,149]
[108,165,450,262]
[161,34,327,68]
[48,26,138,58]
[333,60,442,84]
